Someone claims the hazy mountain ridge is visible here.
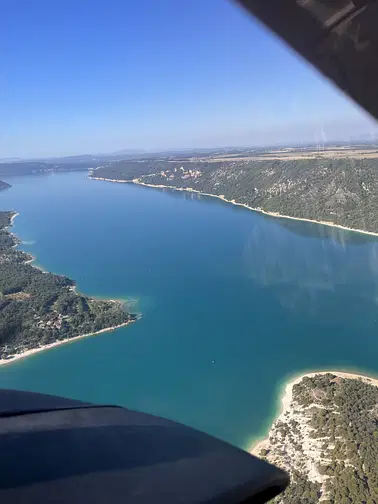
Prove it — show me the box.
[0,161,96,176]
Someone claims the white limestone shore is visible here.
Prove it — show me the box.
[90,177,378,238]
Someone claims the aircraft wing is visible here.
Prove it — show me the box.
[0,389,288,503]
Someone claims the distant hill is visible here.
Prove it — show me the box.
[91,156,378,234]
[0,155,150,175]
[0,161,96,177]
[0,180,11,190]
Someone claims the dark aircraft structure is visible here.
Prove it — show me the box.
[2,1,377,502]
[238,0,378,122]
[0,389,287,503]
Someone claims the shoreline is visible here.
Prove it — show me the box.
[1,211,136,366]
[9,211,19,226]
[6,212,21,247]
[8,212,47,271]
[24,253,47,272]
[0,320,134,367]
[248,370,378,456]
[90,176,378,238]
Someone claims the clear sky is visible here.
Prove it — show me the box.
[2,0,377,159]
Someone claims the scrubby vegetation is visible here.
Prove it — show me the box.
[264,373,378,504]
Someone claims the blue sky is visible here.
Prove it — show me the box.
[2,0,377,159]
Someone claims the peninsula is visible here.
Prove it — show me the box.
[252,371,378,503]
[0,209,137,363]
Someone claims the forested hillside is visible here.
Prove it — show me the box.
[0,211,136,360]
[92,157,378,233]
[257,373,378,504]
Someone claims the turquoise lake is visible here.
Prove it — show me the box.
[1,171,378,449]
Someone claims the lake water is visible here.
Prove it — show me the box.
[1,171,378,449]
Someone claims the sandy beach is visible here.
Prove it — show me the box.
[0,320,134,367]
[249,370,378,456]
[6,212,21,246]
[9,212,19,225]
[90,176,378,238]
[24,252,47,272]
